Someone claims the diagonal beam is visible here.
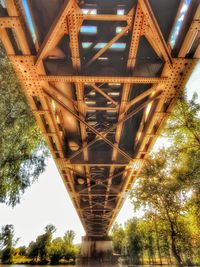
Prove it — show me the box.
[0,29,15,54]
[67,91,162,162]
[89,83,118,106]
[35,0,74,66]
[45,83,78,110]
[43,89,133,162]
[144,27,163,59]
[126,85,157,111]
[86,25,130,67]
[4,0,30,55]
[139,0,172,64]
[179,6,200,57]
[77,167,131,194]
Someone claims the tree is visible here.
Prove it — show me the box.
[0,224,18,263]
[111,222,125,255]
[17,245,27,256]
[49,237,64,264]
[48,230,78,264]
[63,230,75,245]
[129,93,200,266]
[165,93,200,224]
[27,227,78,264]
[37,224,56,262]
[63,230,77,261]
[27,224,56,263]
[131,149,187,266]
[0,43,49,206]
[27,241,39,262]
[125,218,142,265]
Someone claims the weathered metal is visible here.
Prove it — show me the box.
[0,0,199,237]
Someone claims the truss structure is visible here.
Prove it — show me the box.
[0,0,199,236]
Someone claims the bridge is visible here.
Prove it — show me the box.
[0,0,199,260]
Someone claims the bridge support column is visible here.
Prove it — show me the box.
[78,236,116,263]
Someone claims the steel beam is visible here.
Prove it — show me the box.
[40,75,167,84]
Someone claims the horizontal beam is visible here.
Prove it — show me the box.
[87,106,118,111]
[83,14,128,21]
[40,75,167,84]
[79,194,119,196]
[0,16,20,28]
[64,163,129,167]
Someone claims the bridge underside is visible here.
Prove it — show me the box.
[0,0,199,239]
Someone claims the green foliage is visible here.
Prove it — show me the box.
[0,224,18,263]
[27,224,56,263]
[1,247,14,263]
[0,224,78,264]
[27,226,78,264]
[130,94,200,266]
[111,223,125,255]
[165,93,200,149]
[111,94,200,266]
[62,230,77,262]
[125,218,142,264]
[49,237,64,264]
[17,245,27,256]
[63,230,75,246]
[27,241,39,262]
[0,43,49,206]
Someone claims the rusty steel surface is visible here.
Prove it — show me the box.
[0,0,199,236]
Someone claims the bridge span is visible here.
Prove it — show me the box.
[0,0,199,260]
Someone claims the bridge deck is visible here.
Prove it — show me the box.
[0,0,199,236]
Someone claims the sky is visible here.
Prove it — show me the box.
[0,61,199,247]
[0,156,136,246]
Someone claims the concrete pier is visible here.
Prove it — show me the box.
[78,236,118,263]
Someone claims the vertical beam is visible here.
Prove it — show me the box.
[104,5,143,212]
[127,5,144,69]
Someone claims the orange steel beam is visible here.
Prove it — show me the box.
[86,25,130,67]
[40,75,167,83]
[139,0,172,64]
[35,0,74,66]
[83,14,128,21]
[1,0,199,237]
[65,92,162,163]
[89,84,118,106]
[44,89,133,162]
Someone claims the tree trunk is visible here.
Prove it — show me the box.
[165,210,184,266]
[171,231,183,267]
[159,197,184,267]
[167,238,172,265]
[153,216,163,265]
